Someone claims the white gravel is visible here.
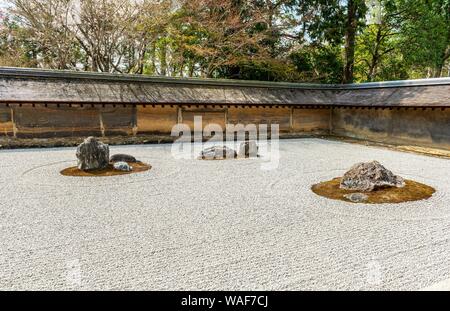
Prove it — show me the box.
[0,138,449,291]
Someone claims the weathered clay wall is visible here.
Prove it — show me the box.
[0,107,13,136]
[332,108,450,150]
[2,104,450,151]
[227,107,292,132]
[137,106,178,134]
[2,105,138,138]
[0,105,332,139]
[292,108,331,133]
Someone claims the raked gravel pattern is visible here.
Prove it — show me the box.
[0,138,450,291]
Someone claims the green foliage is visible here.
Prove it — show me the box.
[2,0,449,82]
[398,0,450,77]
[290,44,343,83]
[0,13,38,67]
[296,0,346,45]
[214,59,301,82]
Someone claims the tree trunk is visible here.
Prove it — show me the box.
[160,42,167,76]
[436,46,450,77]
[367,26,382,82]
[343,0,358,84]
[188,62,195,77]
[435,62,444,78]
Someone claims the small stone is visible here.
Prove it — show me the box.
[76,137,109,171]
[110,154,137,163]
[344,193,369,203]
[340,161,405,192]
[113,161,133,172]
[238,141,259,158]
[199,146,237,160]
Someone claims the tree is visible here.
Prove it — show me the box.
[174,0,275,78]
[10,0,171,73]
[290,43,343,83]
[354,0,401,81]
[0,9,38,67]
[294,0,366,83]
[10,0,81,69]
[343,0,367,83]
[3,0,449,81]
[295,0,345,45]
[398,0,450,77]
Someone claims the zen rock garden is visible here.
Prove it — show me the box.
[62,138,435,204]
[2,137,447,291]
[60,137,151,177]
[312,160,435,204]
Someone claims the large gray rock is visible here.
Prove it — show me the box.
[238,141,259,158]
[340,161,405,191]
[199,146,237,160]
[110,154,137,163]
[76,137,110,171]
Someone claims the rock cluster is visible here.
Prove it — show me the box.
[76,137,110,171]
[76,137,141,172]
[340,161,405,192]
[199,146,237,160]
[199,141,259,160]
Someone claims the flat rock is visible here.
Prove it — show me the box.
[344,193,369,203]
[340,160,405,191]
[110,154,137,163]
[76,137,109,171]
[199,146,237,160]
[238,141,259,158]
[113,161,133,172]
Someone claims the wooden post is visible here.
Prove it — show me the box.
[132,105,138,136]
[329,107,333,135]
[11,106,17,138]
[290,107,294,132]
[99,111,105,137]
[177,106,183,124]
